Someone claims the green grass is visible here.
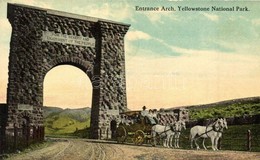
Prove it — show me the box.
[44,114,90,136]
[189,102,260,120]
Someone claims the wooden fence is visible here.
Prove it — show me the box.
[219,129,260,152]
[178,124,260,152]
[0,124,44,154]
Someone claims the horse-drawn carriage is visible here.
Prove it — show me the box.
[115,109,228,151]
[116,110,156,145]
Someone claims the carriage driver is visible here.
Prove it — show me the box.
[140,106,157,125]
[141,106,148,116]
[147,109,157,125]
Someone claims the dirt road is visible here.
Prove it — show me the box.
[6,138,260,160]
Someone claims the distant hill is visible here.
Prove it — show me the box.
[43,106,91,135]
[167,97,260,110]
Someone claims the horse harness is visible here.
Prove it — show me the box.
[155,125,175,137]
[197,121,223,138]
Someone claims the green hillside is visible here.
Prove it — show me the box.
[188,97,260,120]
[43,106,91,136]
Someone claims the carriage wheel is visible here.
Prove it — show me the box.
[116,126,127,143]
[133,130,145,145]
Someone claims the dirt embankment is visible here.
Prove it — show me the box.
[5,138,260,160]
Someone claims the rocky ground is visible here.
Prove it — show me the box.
[5,138,260,160]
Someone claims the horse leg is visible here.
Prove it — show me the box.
[167,135,171,148]
[177,137,180,148]
[163,138,166,147]
[151,131,156,147]
[165,136,168,148]
[210,137,216,151]
[190,134,194,149]
[173,135,176,148]
[171,134,175,148]
[169,134,173,148]
[202,138,207,150]
[215,137,219,151]
[164,137,168,148]
[175,134,179,148]
[177,134,180,148]
[194,138,200,150]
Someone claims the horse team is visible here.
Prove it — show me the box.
[151,118,228,151]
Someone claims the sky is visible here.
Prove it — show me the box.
[0,0,259,110]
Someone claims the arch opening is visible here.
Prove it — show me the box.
[43,65,92,136]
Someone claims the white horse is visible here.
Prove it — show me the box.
[215,118,228,149]
[190,118,227,151]
[169,121,186,148]
[151,124,177,148]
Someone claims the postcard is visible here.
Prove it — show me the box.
[0,0,259,159]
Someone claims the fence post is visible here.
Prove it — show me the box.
[39,126,43,141]
[33,126,36,142]
[247,130,251,151]
[13,123,17,151]
[0,126,4,154]
[26,126,30,147]
[38,127,41,141]
[43,126,45,141]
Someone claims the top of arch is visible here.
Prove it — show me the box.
[7,3,131,27]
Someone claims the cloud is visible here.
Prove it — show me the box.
[140,11,178,24]
[126,30,151,41]
[252,18,260,26]
[70,1,133,22]
[151,37,226,56]
[214,39,260,56]
[9,0,53,9]
[202,12,219,21]
[126,45,260,109]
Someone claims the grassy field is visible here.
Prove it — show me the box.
[189,100,260,120]
[43,107,90,137]
[45,115,90,135]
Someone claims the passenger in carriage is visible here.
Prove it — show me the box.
[152,109,159,124]
[147,109,157,125]
[141,106,148,117]
[120,115,130,126]
[140,106,151,124]
[134,114,141,123]
[126,116,134,125]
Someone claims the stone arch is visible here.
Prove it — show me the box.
[4,3,130,141]
[17,111,33,127]
[43,56,94,77]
